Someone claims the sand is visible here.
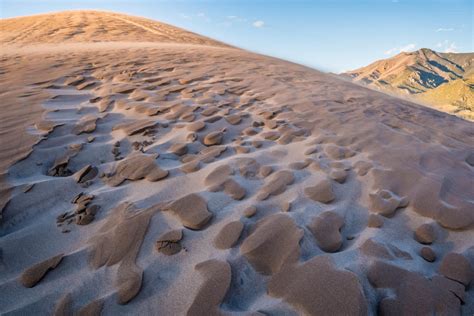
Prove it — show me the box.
[1,10,473,315]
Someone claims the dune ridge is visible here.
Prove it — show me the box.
[0,10,473,315]
[0,10,229,47]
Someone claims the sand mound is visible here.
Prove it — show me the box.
[268,256,367,315]
[420,246,436,262]
[19,254,64,288]
[240,214,303,275]
[165,193,212,230]
[155,229,183,255]
[105,153,168,186]
[53,293,72,316]
[187,259,231,315]
[308,211,345,252]
[368,259,469,314]
[438,253,473,287]
[414,223,436,244]
[304,178,335,203]
[77,300,104,316]
[256,170,294,200]
[214,220,244,249]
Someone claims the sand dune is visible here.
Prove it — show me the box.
[1,10,473,315]
[0,10,228,47]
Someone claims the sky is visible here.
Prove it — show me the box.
[1,0,472,72]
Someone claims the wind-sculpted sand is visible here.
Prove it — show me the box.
[1,10,473,315]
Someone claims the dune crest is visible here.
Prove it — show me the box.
[0,10,229,47]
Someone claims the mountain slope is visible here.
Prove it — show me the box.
[0,10,229,47]
[1,11,474,316]
[343,48,474,119]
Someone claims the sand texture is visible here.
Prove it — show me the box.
[1,10,474,315]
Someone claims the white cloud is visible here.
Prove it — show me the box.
[179,12,211,22]
[196,12,211,22]
[218,21,233,28]
[399,43,417,52]
[436,40,459,53]
[384,47,397,55]
[225,15,247,24]
[252,20,265,28]
[436,27,454,32]
[445,43,458,53]
[384,43,417,55]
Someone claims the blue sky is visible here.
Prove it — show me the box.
[1,0,472,72]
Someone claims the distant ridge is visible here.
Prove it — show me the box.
[0,10,230,48]
[343,48,474,120]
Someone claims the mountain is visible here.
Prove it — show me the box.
[1,11,474,316]
[343,48,474,120]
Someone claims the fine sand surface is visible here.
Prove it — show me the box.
[1,10,474,315]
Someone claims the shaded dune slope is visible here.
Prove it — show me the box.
[1,10,474,316]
